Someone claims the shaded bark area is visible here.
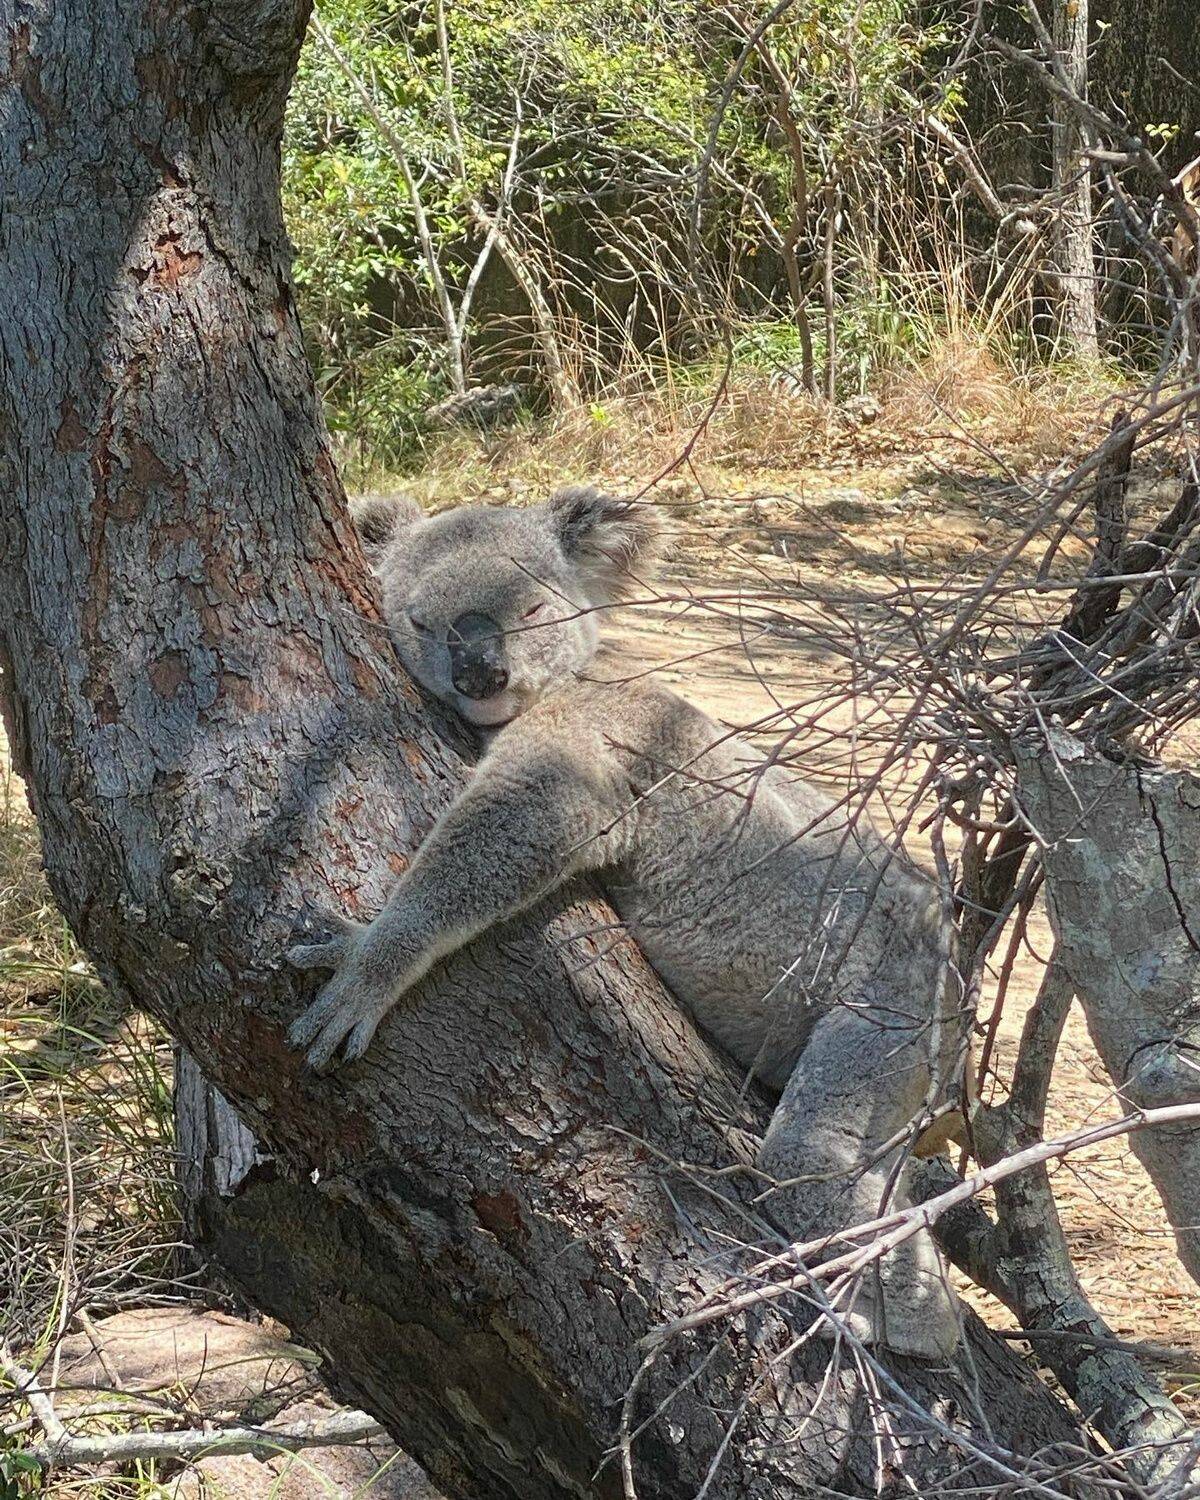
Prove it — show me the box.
[0,1,1097,1494]
[960,0,1200,191]
[1091,0,1200,179]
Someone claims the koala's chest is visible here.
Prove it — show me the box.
[614,759,830,925]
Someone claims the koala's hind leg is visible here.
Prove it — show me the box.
[755,1005,961,1361]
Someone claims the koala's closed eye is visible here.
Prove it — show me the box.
[354,483,660,730]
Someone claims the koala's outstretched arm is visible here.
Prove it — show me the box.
[287,744,629,1069]
[757,1003,963,1361]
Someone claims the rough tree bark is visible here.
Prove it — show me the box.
[1092,0,1200,180]
[0,1,1099,1494]
[1018,735,1200,1284]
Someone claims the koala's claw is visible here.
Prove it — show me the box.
[285,978,342,1050]
[286,913,363,971]
[288,979,394,1071]
[286,917,394,1069]
[287,937,350,973]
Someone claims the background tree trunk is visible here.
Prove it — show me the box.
[1052,0,1099,357]
[1092,0,1200,179]
[0,0,1098,1493]
[1017,736,1200,1285]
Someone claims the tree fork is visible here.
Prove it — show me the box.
[0,1,1098,1494]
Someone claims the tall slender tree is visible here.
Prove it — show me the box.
[1052,0,1099,355]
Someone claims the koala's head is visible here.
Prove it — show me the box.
[354,486,658,728]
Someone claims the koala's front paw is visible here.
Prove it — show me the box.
[287,916,400,1070]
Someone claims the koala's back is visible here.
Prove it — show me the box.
[488,673,945,1090]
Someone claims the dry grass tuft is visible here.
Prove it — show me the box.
[363,342,1126,518]
[1,737,187,1495]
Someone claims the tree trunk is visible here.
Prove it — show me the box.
[1017,734,1200,1285]
[0,1,1098,1494]
[173,1050,447,1500]
[1092,0,1200,180]
[1052,0,1099,357]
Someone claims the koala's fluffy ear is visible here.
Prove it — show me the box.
[349,492,422,561]
[546,485,659,601]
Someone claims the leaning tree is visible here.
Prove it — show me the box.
[3,0,1198,1495]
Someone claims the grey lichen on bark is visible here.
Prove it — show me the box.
[1018,733,1200,1284]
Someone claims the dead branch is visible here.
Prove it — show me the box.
[645,1098,1200,1352]
[1,1341,68,1448]
[18,1406,386,1473]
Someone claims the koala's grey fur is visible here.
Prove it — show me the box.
[288,486,968,1359]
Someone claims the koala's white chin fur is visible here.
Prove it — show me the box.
[453,690,524,727]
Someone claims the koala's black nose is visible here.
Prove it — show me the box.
[448,612,510,700]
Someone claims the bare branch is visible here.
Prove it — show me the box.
[19,1406,386,1474]
[0,1342,67,1446]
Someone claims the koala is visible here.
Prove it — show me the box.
[288,486,968,1360]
